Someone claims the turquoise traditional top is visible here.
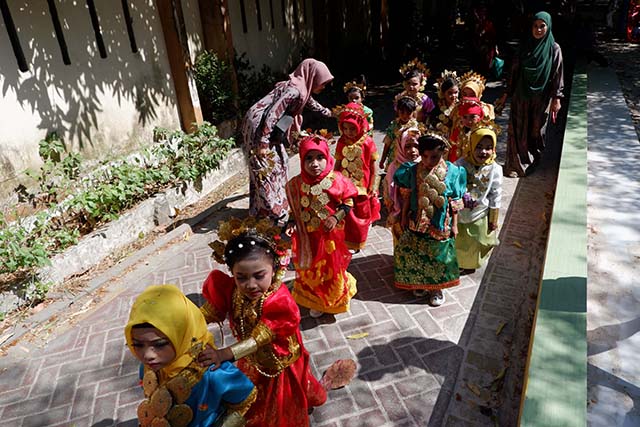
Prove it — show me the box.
[139,361,255,427]
[394,159,466,233]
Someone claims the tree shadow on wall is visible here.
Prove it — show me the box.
[0,1,176,150]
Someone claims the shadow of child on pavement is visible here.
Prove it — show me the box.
[356,336,463,426]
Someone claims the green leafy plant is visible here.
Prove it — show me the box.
[193,51,235,124]
[234,52,284,114]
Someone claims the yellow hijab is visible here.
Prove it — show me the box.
[124,285,214,382]
[464,127,497,166]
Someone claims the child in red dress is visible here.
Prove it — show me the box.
[286,134,359,318]
[334,102,381,251]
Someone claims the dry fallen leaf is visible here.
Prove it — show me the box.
[512,241,523,248]
[466,382,482,397]
[495,322,506,336]
[347,332,369,340]
[493,367,507,382]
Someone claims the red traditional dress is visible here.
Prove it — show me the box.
[201,270,326,427]
[334,103,381,250]
[286,135,358,314]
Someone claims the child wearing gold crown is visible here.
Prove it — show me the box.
[125,284,256,427]
[455,125,502,274]
[285,133,359,318]
[343,75,374,133]
[457,70,495,120]
[334,102,381,252]
[394,58,436,123]
[428,70,460,135]
[197,217,330,426]
[393,132,467,306]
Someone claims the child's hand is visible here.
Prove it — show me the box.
[198,344,224,371]
[488,222,498,232]
[323,215,338,232]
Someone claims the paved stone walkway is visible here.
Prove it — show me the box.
[0,88,562,426]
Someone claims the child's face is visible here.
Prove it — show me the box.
[461,87,477,98]
[131,327,176,372]
[341,122,359,140]
[532,19,548,40]
[404,140,420,162]
[303,149,328,178]
[403,76,422,94]
[473,136,495,163]
[397,109,414,124]
[420,148,444,169]
[444,86,459,106]
[462,113,481,128]
[347,91,363,104]
[232,254,275,300]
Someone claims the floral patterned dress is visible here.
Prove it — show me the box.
[241,82,331,222]
[393,159,467,290]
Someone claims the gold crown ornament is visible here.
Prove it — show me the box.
[343,81,367,94]
[469,119,502,137]
[421,129,452,150]
[209,217,291,267]
[458,71,487,98]
[399,58,431,80]
[435,69,459,97]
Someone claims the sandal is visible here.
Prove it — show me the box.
[429,290,445,307]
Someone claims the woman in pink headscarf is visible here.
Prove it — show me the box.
[241,59,334,224]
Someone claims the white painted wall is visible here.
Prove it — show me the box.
[227,0,314,73]
[0,1,204,201]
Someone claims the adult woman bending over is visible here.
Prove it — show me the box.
[241,59,334,223]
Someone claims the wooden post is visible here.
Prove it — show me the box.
[156,0,203,132]
[198,0,238,106]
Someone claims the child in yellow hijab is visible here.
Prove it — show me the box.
[455,125,503,274]
[125,284,256,427]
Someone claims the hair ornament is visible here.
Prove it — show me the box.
[469,119,502,137]
[209,217,290,265]
[422,129,452,149]
[343,81,367,94]
[399,58,431,80]
[458,70,487,96]
[435,70,459,94]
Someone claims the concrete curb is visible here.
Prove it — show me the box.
[0,148,246,314]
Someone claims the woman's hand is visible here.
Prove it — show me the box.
[550,98,561,123]
[323,215,338,232]
[488,222,498,232]
[494,93,507,115]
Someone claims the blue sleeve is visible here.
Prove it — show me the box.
[211,361,255,405]
[445,162,467,200]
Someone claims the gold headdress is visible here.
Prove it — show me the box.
[458,71,487,98]
[435,69,459,97]
[209,217,290,266]
[399,58,431,80]
[421,129,452,149]
[343,81,366,94]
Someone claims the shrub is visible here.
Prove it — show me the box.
[193,51,236,124]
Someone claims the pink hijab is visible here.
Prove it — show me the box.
[288,59,334,131]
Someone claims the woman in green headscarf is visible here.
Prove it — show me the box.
[496,11,564,177]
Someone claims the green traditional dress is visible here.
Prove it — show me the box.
[393,159,466,290]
